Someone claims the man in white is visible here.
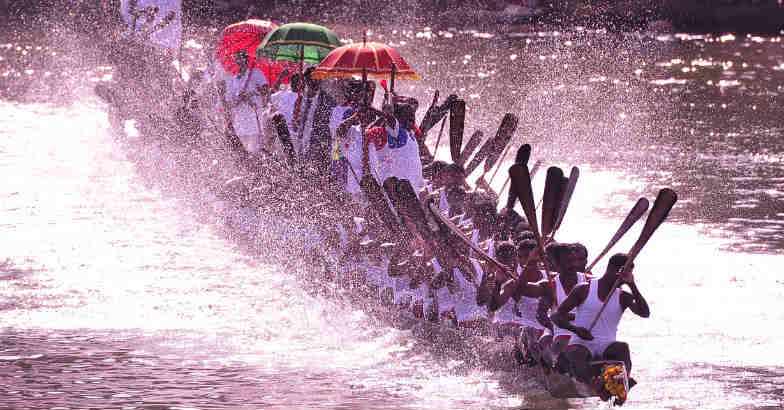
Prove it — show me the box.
[550,253,649,400]
[366,102,426,195]
[225,50,269,154]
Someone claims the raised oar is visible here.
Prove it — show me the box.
[588,188,678,331]
[426,200,512,276]
[464,114,513,176]
[510,164,541,240]
[540,166,565,239]
[503,144,532,210]
[431,116,447,159]
[457,130,483,167]
[550,167,580,237]
[449,99,466,163]
[272,113,296,165]
[584,197,650,274]
[500,158,540,202]
[469,113,518,181]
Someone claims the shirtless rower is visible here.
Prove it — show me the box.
[550,253,650,400]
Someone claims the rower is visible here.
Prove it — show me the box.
[487,241,526,338]
[550,253,649,402]
[226,50,269,154]
[512,242,591,366]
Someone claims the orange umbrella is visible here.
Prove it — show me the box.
[310,41,420,81]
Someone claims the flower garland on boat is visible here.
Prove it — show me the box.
[602,364,628,405]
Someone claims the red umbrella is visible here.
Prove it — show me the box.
[310,41,420,81]
[215,19,294,84]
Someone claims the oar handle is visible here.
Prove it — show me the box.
[588,277,623,331]
[585,197,649,273]
[432,115,447,158]
[486,142,512,185]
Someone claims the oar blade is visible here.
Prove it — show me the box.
[457,130,483,166]
[625,188,678,267]
[515,143,531,166]
[483,113,518,174]
[449,99,465,163]
[584,197,649,273]
[541,166,564,238]
[272,114,296,165]
[503,145,533,210]
[554,167,580,232]
[510,164,540,240]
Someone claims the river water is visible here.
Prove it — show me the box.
[1,15,783,410]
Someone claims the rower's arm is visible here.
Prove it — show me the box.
[551,283,593,340]
[513,277,545,299]
[535,291,553,332]
[621,282,650,318]
[489,277,514,311]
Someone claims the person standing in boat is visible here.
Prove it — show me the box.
[365,101,427,195]
[550,253,650,400]
[270,67,336,167]
[226,50,270,154]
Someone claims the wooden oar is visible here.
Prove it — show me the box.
[272,113,296,165]
[449,99,465,163]
[540,166,565,239]
[509,164,541,240]
[468,113,517,179]
[551,166,580,236]
[464,114,508,175]
[503,144,532,210]
[500,157,540,202]
[431,116,447,159]
[457,130,483,167]
[588,188,678,331]
[584,197,649,274]
[426,200,512,276]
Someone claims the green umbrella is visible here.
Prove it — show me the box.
[257,22,341,67]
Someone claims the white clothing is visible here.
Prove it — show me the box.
[340,126,365,196]
[568,279,624,357]
[368,122,426,194]
[120,0,182,51]
[552,272,589,340]
[226,67,268,152]
[453,259,487,322]
[270,90,318,157]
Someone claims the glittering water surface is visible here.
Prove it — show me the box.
[1,17,783,410]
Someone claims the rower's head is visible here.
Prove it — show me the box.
[471,199,497,232]
[607,253,631,276]
[394,102,416,131]
[517,239,538,266]
[570,243,589,272]
[440,163,466,189]
[513,228,535,245]
[445,187,467,215]
[303,66,321,96]
[234,50,250,73]
[545,242,570,273]
[496,241,518,269]
[344,79,363,104]
[423,160,448,182]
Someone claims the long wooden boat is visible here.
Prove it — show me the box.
[98,45,629,404]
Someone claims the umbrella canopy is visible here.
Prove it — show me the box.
[310,41,420,80]
[216,19,278,75]
[257,22,341,66]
